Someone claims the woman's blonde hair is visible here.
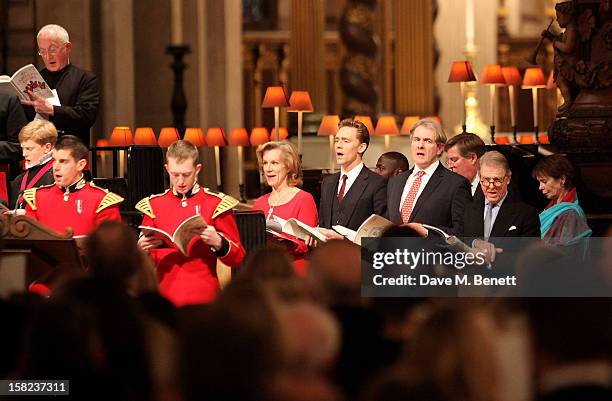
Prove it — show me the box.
[256,141,303,187]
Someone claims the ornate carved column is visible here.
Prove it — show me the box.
[339,0,378,117]
[290,0,326,111]
[395,0,435,116]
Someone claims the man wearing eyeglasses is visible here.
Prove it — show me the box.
[21,24,99,147]
[463,150,540,241]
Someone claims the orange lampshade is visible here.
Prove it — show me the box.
[354,115,375,136]
[495,136,511,144]
[206,128,227,146]
[96,138,110,147]
[109,126,134,146]
[287,91,314,112]
[158,127,180,147]
[250,127,270,145]
[400,116,420,134]
[228,128,250,146]
[501,66,522,86]
[448,61,477,82]
[374,116,399,136]
[318,115,340,136]
[546,71,556,89]
[522,67,547,88]
[270,128,288,141]
[539,134,550,144]
[518,134,535,144]
[134,127,157,145]
[480,64,506,85]
[261,86,289,108]
[184,128,207,147]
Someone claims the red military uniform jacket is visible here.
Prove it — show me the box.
[136,184,245,306]
[23,177,123,236]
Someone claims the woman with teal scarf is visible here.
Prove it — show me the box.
[533,155,592,246]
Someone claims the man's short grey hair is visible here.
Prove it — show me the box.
[479,150,510,173]
[410,118,447,145]
[37,24,70,44]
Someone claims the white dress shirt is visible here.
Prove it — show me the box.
[338,162,364,196]
[399,160,440,213]
[471,172,480,196]
[483,191,509,231]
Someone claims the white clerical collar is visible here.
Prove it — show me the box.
[26,151,53,170]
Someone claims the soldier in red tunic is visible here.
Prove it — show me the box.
[136,140,245,306]
[23,135,123,236]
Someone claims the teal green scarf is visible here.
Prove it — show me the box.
[539,195,591,241]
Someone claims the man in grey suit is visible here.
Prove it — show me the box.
[317,118,387,239]
[387,119,471,236]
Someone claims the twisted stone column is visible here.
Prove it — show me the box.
[339,0,378,117]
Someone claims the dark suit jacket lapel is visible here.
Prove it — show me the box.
[470,192,486,237]
[321,172,340,227]
[340,167,370,224]
[389,170,410,222]
[409,163,444,222]
[490,197,516,237]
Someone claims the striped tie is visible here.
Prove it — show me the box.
[400,171,425,224]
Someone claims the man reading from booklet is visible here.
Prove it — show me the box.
[23,135,123,235]
[136,140,246,306]
[20,24,99,146]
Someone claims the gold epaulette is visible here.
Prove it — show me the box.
[96,192,124,213]
[135,197,155,219]
[22,188,38,210]
[205,188,239,219]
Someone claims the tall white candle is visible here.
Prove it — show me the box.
[171,0,183,45]
[508,86,516,127]
[297,111,303,155]
[329,135,335,173]
[214,146,222,188]
[532,88,539,130]
[490,85,496,127]
[237,146,244,185]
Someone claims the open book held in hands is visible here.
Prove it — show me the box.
[421,224,473,253]
[0,64,54,101]
[139,214,207,256]
[266,216,327,243]
[333,214,394,246]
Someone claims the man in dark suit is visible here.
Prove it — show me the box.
[463,150,540,239]
[387,119,471,236]
[444,132,486,197]
[21,24,99,146]
[317,118,387,238]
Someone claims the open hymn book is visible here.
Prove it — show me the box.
[266,216,327,243]
[333,215,394,246]
[332,215,473,252]
[0,64,54,101]
[139,214,208,256]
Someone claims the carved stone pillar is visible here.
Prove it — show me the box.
[395,0,434,116]
[290,0,326,111]
[339,0,378,117]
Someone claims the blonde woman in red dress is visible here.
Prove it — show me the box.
[253,141,318,275]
